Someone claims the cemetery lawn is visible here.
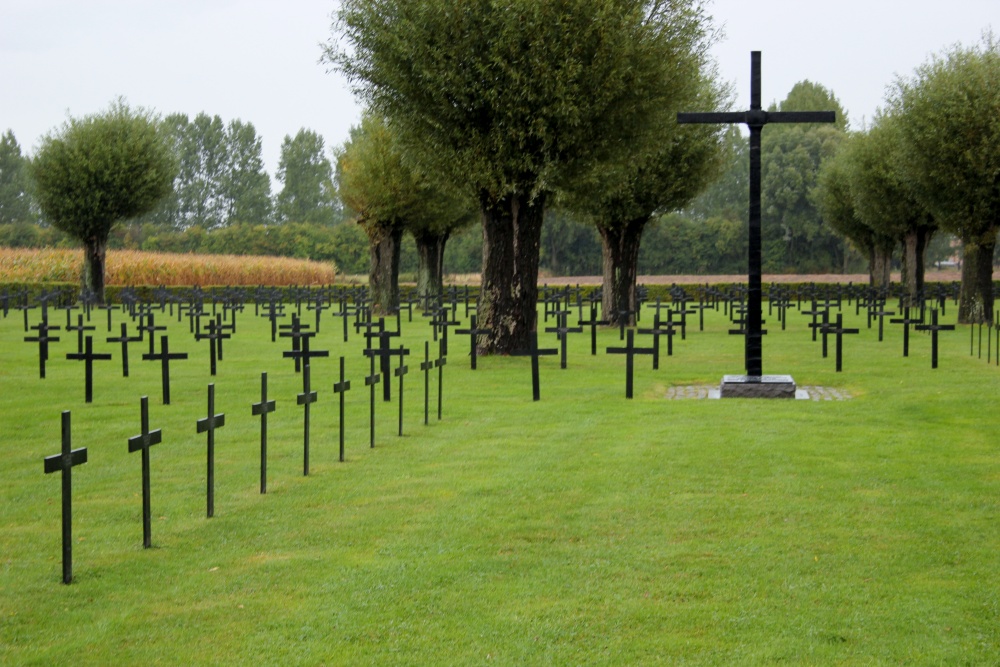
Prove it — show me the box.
[1,300,998,664]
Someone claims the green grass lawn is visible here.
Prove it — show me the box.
[1,297,998,665]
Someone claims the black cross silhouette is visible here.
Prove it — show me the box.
[333,357,351,462]
[25,319,60,379]
[821,313,860,372]
[365,353,381,448]
[142,335,188,405]
[107,322,142,377]
[679,51,835,376]
[66,336,113,403]
[127,396,162,549]
[607,329,656,399]
[196,383,226,517]
[420,341,433,425]
[578,303,609,356]
[434,340,447,421]
[545,311,583,370]
[394,345,410,436]
[511,330,558,401]
[43,411,87,584]
[890,307,924,358]
[455,315,493,370]
[297,363,318,476]
[915,309,955,369]
[139,313,167,356]
[251,372,276,493]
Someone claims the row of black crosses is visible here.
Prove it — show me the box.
[43,335,450,585]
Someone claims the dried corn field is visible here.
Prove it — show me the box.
[0,248,336,286]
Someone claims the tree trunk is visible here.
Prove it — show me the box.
[367,223,403,316]
[600,218,648,328]
[901,226,934,305]
[957,231,996,324]
[83,236,107,305]
[477,189,546,354]
[414,232,448,306]
[871,244,893,290]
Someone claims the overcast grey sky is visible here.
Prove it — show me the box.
[1,0,995,179]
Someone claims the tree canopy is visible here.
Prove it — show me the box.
[0,130,35,225]
[886,33,1000,321]
[327,0,720,351]
[276,129,340,225]
[29,100,176,302]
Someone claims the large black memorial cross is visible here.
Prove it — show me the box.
[679,51,835,379]
[127,396,162,549]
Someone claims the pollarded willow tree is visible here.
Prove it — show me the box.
[564,75,725,326]
[887,34,1000,323]
[847,117,936,303]
[29,101,176,304]
[326,0,718,353]
[815,140,896,288]
[337,114,475,314]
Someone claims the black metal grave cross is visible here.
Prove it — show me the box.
[915,309,955,369]
[365,353,381,448]
[107,322,142,377]
[607,329,656,399]
[333,357,351,461]
[890,307,924,358]
[43,411,87,584]
[127,396,162,549]
[455,315,493,370]
[430,307,460,355]
[364,318,402,402]
[65,314,95,354]
[66,336,113,403]
[195,317,230,377]
[578,303,609,356]
[251,372,276,493]
[821,313,860,372]
[420,341,433,425]
[142,335,188,405]
[638,312,678,370]
[196,383,226,517]
[139,313,167,356]
[297,363,318,475]
[25,320,60,379]
[511,330,558,401]
[434,340,447,421]
[679,51,835,376]
[545,311,583,369]
[394,345,410,436]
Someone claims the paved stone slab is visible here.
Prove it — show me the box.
[664,385,851,401]
[720,374,796,399]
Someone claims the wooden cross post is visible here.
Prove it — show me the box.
[127,396,162,549]
[196,383,226,517]
[251,372,276,493]
[43,411,87,584]
[333,357,351,462]
[679,51,835,377]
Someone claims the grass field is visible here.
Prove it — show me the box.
[1,297,998,664]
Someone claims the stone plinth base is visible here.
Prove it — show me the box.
[720,374,796,399]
